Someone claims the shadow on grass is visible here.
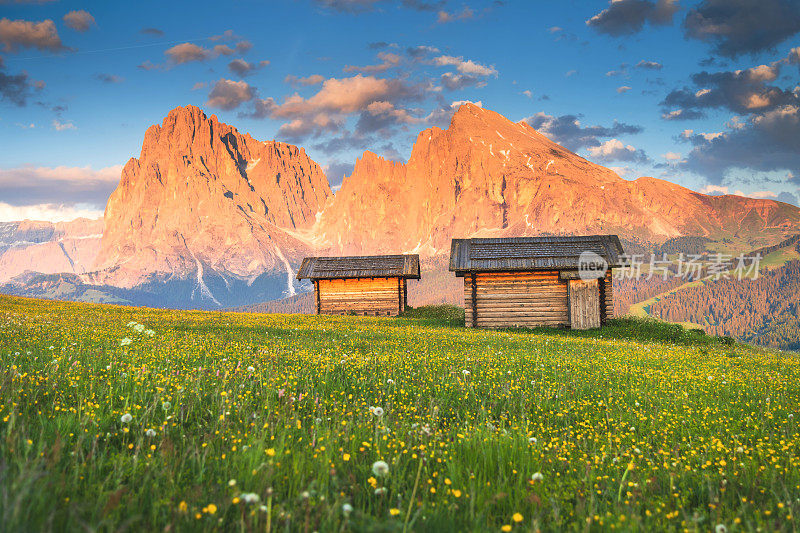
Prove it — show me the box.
[402,305,736,348]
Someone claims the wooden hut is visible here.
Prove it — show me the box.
[296,255,420,316]
[449,236,623,330]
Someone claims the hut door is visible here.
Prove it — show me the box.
[568,279,600,329]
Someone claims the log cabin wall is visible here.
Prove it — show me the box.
[602,270,614,322]
[463,271,569,328]
[317,277,404,316]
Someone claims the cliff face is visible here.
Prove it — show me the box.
[95,105,332,288]
[0,218,103,283]
[316,103,799,254]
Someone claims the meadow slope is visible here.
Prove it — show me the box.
[1,296,799,531]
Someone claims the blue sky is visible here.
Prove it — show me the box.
[1,0,798,221]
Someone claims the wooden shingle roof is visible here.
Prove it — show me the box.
[296,254,421,280]
[449,235,624,273]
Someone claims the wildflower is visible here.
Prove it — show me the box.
[372,460,390,477]
[462,369,471,376]
[120,338,132,347]
[206,503,217,514]
[452,489,462,498]
[265,448,276,457]
[374,487,387,496]
[228,479,236,487]
[387,378,394,384]
[241,493,260,504]
[120,413,132,423]
[528,437,537,444]
[343,453,351,461]
[716,525,727,533]
[513,512,524,523]
[162,401,171,411]
[247,366,255,373]
[531,472,543,482]
[501,526,512,532]
[372,406,384,417]
[390,508,401,516]
[178,501,188,513]
[145,429,156,437]
[301,491,310,499]
[342,503,353,516]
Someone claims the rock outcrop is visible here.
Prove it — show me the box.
[94,105,332,293]
[316,103,799,254]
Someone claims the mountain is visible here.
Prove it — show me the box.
[89,105,331,306]
[0,218,102,283]
[3,103,800,314]
[316,103,800,255]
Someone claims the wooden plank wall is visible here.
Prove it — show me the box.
[602,270,614,321]
[463,271,569,328]
[317,277,404,316]
[568,279,600,329]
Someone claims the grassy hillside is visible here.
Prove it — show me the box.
[1,296,799,531]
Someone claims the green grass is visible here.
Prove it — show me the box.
[1,295,799,532]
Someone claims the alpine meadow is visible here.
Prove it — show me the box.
[2,296,799,531]
[2,0,800,532]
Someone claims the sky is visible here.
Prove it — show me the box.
[0,0,799,222]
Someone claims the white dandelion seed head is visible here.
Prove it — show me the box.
[372,460,390,477]
[228,479,237,487]
[162,401,172,411]
[145,429,156,437]
[241,492,260,504]
[120,413,132,423]
[529,437,537,444]
[247,366,255,373]
[372,407,384,417]
[374,487,387,495]
[387,379,394,384]
[531,472,543,482]
[342,503,353,516]
[462,369,471,376]
[120,338,132,347]
[715,525,727,533]
[301,491,310,499]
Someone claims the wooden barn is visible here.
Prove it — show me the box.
[296,255,420,316]
[449,236,624,330]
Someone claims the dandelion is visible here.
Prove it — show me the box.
[342,503,353,516]
[532,472,543,482]
[120,337,132,347]
[372,406,384,417]
[162,401,171,411]
[206,503,217,515]
[300,491,310,499]
[374,487,387,496]
[241,493,260,504]
[716,525,727,533]
[386,378,394,384]
[528,437,537,444]
[120,413,132,423]
[390,508,401,516]
[247,366,255,373]
[228,479,236,487]
[372,460,390,477]
[462,369,471,376]
[145,428,156,437]
[513,512,524,523]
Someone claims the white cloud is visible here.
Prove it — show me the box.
[0,202,103,222]
[52,119,76,131]
[432,55,497,76]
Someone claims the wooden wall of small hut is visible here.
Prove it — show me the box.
[314,277,408,316]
